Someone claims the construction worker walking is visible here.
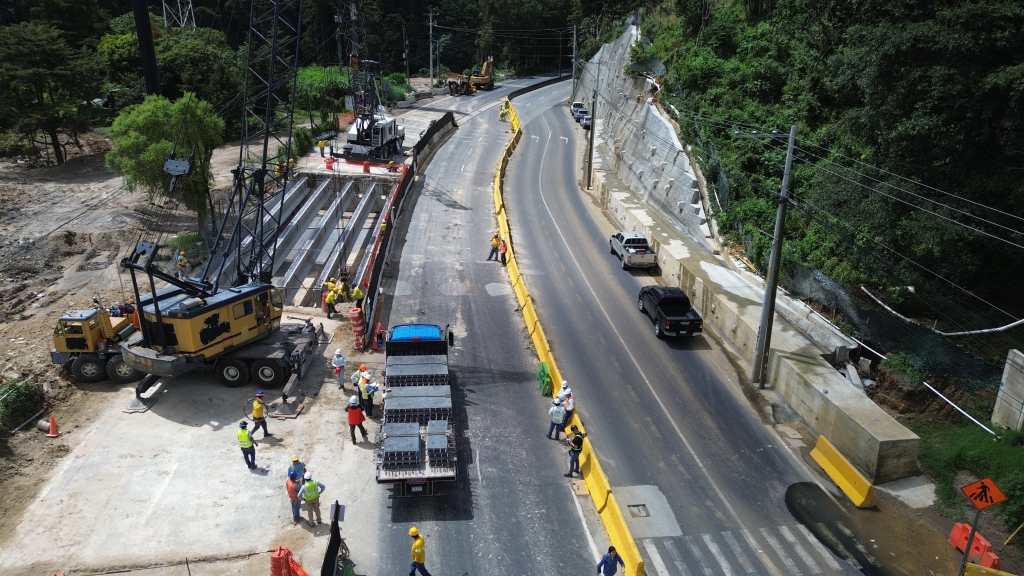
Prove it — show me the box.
[301,471,325,525]
[351,284,365,309]
[498,238,508,266]
[547,398,566,440]
[332,349,347,388]
[251,391,272,437]
[565,424,586,478]
[596,546,625,575]
[346,395,368,444]
[325,288,337,319]
[317,139,326,157]
[237,421,258,470]
[408,526,432,576]
[487,232,500,261]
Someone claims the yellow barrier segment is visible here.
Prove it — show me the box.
[966,564,1018,576]
[810,436,874,508]
[492,99,645,576]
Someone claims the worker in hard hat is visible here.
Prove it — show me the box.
[358,369,374,418]
[175,251,190,280]
[487,231,500,261]
[346,395,368,444]
[251,391,271,437]
[287,455,306,482]
[547,398,566,440]
[351,284,365,309]
[301,471,326,525]
[325,286,337,319]
[558,380,575,430]
[237,421,258,470]
[408,526,431,576]
[332,349,347,388]
[322,278,336,314]
[285,472,301,524]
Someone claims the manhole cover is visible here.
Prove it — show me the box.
[627,504,649,518]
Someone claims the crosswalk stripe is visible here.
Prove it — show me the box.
[643,539,673,576]
[722,531,758,575]
[761,527,803,575]
[662,537,694,576]
[742,528,784,576]
[796,524,843,571]
[779,525,821,574]
[701,534,735,576]
[685,535,715,576]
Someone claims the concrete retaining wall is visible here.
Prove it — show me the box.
[607,190,920,483]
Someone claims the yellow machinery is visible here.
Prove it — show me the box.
[470,56,495,90]
[448,74,475,96]
[51,302,144,383]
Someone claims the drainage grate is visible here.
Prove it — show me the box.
[627,504,649,518]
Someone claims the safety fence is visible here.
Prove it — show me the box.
[493,95,645,576]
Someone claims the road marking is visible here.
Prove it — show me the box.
[642,539,671,576]
[569,484,601,561]
[779,525,821,574]
[760,527,802,575]
[662,538,693,576]
[560,136,568,143]
[795,524,842,571]
[701,533,735,576]
[474,447,482,485]
[533,116,783,576]
[460,163,465,173]
[684,535,714,576]
[722,530,757,574]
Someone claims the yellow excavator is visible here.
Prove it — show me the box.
[469,56,495,91]
[51,299,144,383]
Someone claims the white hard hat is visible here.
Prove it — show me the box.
[303,471,312,480]
[561,380,569,389]
[334,349,342,355]
[553,398,562,405]
[349,395,359,405]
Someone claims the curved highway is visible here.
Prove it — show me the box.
[374,78,597,575]
[506,81,864,575]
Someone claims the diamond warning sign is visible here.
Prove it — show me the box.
[961,478,1007,510]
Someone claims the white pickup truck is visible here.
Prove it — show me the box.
[609,232,658,270]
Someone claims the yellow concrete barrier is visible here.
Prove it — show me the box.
[966,564,1018,576]
[492,100,645,576]
[810,435,874,508]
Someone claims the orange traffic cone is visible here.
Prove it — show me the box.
[46,415,59,438]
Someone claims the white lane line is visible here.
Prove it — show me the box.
[662,538,694,576]
[795,524,843,571]
[642,539,672,576]
[533,116,783,576]
[560,136,568,143]
[461,163,465,173]
[570,484,601,561]
[779,525,821,574]
[760,527,802,575]
[722,530,757,575]
[684,535,714,576]
[474,447,482,485]
[701,533,735,576]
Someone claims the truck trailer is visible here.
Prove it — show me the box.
[375,323,456,496]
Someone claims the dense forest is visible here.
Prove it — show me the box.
[634,0,1024,368]
[0,0,634,164]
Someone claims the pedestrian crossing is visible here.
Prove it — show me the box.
[640,522,874,576]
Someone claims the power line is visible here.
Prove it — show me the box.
[779,141,1024,239]
[773,140,1024,251]
[787,195,1018,321]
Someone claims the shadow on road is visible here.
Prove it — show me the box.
[785,482,885,575]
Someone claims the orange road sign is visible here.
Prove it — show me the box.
[961,478,1007,510]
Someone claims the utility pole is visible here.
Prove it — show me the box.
[752,124,798,388]
[428,9,434,89]
[571,24,577,93]
[585,55,601,189]
[402,20,409,79]
[132,0,160,94]
[558,29,563,78]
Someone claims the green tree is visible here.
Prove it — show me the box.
[295,65,350,128]
[107,93,224,233]
[0,21,98,164]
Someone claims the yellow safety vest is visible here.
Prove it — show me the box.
[358,378,370,399]
[326,290,337,305]
[237,429,253,448]
[252,399,265,419]
[324,281,335,293]
[302,480,320,502]
[352,286,364,299]
[411,536,425,563]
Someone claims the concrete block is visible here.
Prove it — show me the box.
[992,349,1024,431]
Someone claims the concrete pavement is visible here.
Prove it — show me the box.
[505,81,867,575]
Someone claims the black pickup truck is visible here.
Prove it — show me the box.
[637,285,703,339]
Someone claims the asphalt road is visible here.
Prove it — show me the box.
[506,81,867,576]
[372,79,598,575]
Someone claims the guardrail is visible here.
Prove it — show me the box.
[494,93,645,576]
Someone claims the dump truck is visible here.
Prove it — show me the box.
[469,56,495,90]
[375,323,456,496]
[51,300,144,383]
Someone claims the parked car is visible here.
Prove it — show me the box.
[575,108,589,123]
[609,232,657,270]
[570,101,585,120]
[637,286,703,339]
[580,114,592,130]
